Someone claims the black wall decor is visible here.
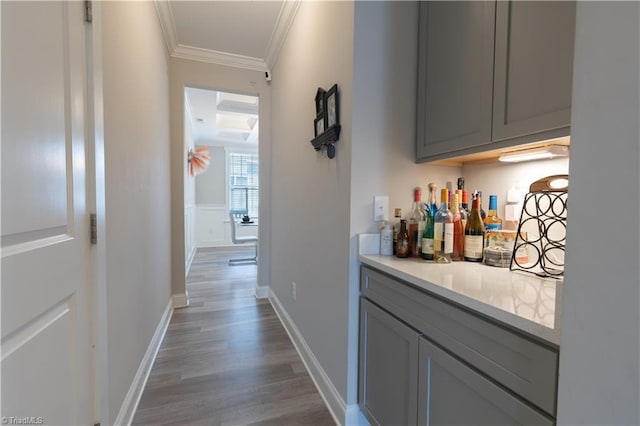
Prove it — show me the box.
[311,84,341,159]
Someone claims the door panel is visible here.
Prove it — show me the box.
[417,337,553,425]
[1,2,92,424]
[359,299,419,426]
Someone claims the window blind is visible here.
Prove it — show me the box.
[229,153,259,218]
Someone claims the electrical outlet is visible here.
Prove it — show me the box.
[292,282,297,301]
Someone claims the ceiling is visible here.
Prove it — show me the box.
[157,2,291,147]
[185,87,259,147]
[155,1,300,72]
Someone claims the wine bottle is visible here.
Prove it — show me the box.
[392,208,402,255]
[464,192,485,262]
[434,189,453,264]
[451,193,464,261]
[380,221,393,255]
[407,187,425,257]
[457,177,465,191]
[396,220,410,258]
[484,195,503,231]
[421,183,438,260]
[475,190,487,220]
[456,189,468,230]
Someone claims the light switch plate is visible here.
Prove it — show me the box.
[373,196,389,222]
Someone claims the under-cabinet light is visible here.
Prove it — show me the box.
[499,145,569,163]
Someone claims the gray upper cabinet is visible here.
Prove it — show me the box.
[492,1,576,141]
[417,337,554,426]
[417,1,576,162]
[416,1,496,159]
[359,299,419,426]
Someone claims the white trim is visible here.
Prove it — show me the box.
[345,404,370,426]
[153,0,178,55]
[268,289,345,426]
[113,299,173,426]
[153,0,296,73]
[185,245,196,276]
[173,45,267,72]
[264,0,301,71]
[172,292,189,309]
[254,285,269,299]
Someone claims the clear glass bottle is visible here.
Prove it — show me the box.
[464,192,485,262]
[407,187,425,257]
[396,220,410,258]
[484,195,503,231]
[421,183,438,260]
[434,189,453,264]
[451,193,465,261]
[392,208,402,255]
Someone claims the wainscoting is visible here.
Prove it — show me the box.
[195,204,258,248]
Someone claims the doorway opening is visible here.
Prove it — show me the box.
[184,87,259,270]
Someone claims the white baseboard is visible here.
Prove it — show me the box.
[268,289,346,425]
[254,285,269,299]
[346,404,369,426]
[172,292,189,309]
[185,246,196,276]
[114,299,173,426]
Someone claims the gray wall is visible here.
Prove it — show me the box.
[101,1,172,422]
[196,146,226,205]
[270,0,355,402]
[558,2,639,424]
[348,0,461,405]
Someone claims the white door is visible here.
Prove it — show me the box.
[2,2,94,424]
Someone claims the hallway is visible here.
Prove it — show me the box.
[132,247,335,425]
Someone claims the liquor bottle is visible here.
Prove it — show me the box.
[451,193,464,261]
[456,189,468,230]
[380,221,393,255]
[421,183,438,260]
[464,192,485,262]
[484,195,503,232]
[475,190,487,220]
[407,187,425,257]
[396,220,410,258]
[392,208,402,255]
[457,177,465,191]
[434,189,453,264]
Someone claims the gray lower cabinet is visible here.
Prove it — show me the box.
[359,265,559,425]
[417,337,553,425]
[359,299,419,426]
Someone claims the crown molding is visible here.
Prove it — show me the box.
[153,0,297,73]
[154,1,178,54]
[264,0,301,71]
[172,45,267,72]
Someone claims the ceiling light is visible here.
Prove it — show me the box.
[499,145,569,163]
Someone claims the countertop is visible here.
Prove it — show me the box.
[359,255,562,345]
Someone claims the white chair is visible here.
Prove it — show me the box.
[228,213,258,264]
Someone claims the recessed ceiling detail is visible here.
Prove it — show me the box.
[185,87,259,146]
[154,1,300,72]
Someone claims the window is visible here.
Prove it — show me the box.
[228,152,258,218]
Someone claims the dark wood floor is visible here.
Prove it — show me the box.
[132,246,335,426]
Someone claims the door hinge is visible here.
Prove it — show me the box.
[90,213,97,244]
[84,0,93,23]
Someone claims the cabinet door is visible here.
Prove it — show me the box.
[492,1,576,142]
[359,299,419,426]
[417,337,553,426]
[416,1,495,161]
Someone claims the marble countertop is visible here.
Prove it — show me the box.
[359,255,562,345]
